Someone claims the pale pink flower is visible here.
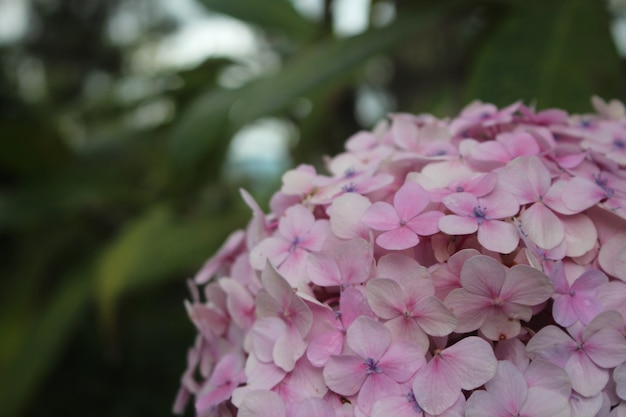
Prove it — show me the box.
[253,263,313,372]
[444,255,554,340]
[250,204,330,287]
[548,262,608,327]
[439,189,520,254]
[527,311,626,397]
[371,386,466,417]
[465,360,569,417]
[323,316,426,415]
[361,181,443,250]
[366,276,457,351]
[412,336,497,415]
[195,353,246,413]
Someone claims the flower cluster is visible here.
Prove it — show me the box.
[174,97,626,417]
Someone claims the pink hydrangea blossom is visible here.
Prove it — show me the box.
[176,97,626,417]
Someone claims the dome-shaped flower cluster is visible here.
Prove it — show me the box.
[174,97,626,417]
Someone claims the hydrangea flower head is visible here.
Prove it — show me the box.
[176,98,626,417]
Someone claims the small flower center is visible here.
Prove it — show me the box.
[614,138,626,150]
[344,168,356,178]
[492,297,503,306]
[569,289,576,297]
[593,174,615,199]
[473,205,488,224]
[406,390,423,414]
[364,357,382,375]
[290,236,303,251]
[342,182,358,193]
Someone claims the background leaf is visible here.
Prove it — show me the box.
[466,0,622,110]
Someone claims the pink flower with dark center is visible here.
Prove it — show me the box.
[548,262,608,327]
[323,316,426,415]
[444,255,554,340]
[439,189,520,254]
[361,181,443,251]
[250,204,330,287]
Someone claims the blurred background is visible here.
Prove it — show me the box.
[0,0,624,415]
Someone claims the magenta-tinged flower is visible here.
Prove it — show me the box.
[253,263,313,372]
[527,311,626,397]
[195,353,246,413]
[250,204,330,287]
[439,189,520,253]
[549,262,608,327]
[465,361,570,417]
[366,276,457,351]
[323,316,426,415]
[361,181,443,250]
[444,255,554,340]
[412,336,497,415]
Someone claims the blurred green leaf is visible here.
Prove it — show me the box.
[466,0,622,110]
[198,0,316,42]
[96,205,245,327]
[170,1,459,167]
[0,268,92,417]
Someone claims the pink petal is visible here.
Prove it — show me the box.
[562,178,605,213]
[300,219,330,251]
[477,219,520,254]
[406,210,444,236]
[329,193,372,240]
[279,204,315,240]
[346,316,391,360]
[357,373,402,415]
[444,289,490,332]
[565,350,609,396]
[393,182,430,220]
[520,387,570,417]
[366,278,404,320]
[273,327,307,372]
[501,264,554,306]
[251,317,287,363]
[412,354,462,415]
[379,340,426,382]
[385,317,431,352]
[553,295,580,327]
[376,227,419,250]
[238,390,286,417]
[411,296,458,337]
[461,255,507,297]
[526,326,576,367]
[479,309,523,340]
[466,390,509,417]
[443,336,498,390]
[442,192,479,216]
[307,252,341,287]
[336,239,373,285]
[521,203,564,250]
[323,355,367,396]
[584,328,626,368]
[371,396,419,417]
[482,189,520,218]
[484,361,528,416]
[307,330,344,367]
[438,214,478,235]
[249,237,291,270]
[294,398,336,417]
[361,202,400,231]
[560,213,598,257]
